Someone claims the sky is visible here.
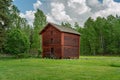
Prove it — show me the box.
[13,0,120,26]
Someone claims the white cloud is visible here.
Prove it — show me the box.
[20,10,35,26]
[46,0,91,26]
[68,0,90,15]
[33,0,42,10]
[19,0,120,27]
[46,2,72,23]
[19,13,25,18]
[86,0,107,12]
[46,14,56,23]
[19,0,42,26]
[91,0,120,19]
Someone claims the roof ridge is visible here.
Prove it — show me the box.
[40,22,80,35]
[49,23,80,35]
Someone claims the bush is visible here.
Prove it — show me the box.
[17,53,32,58]
[37,49,42,58]
[4,29,30,55]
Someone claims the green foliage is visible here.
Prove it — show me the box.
[1,4,32,56]
[0,0,12,27]
[78,15,120,55]
[0,56,120,80]
[0,0,12,53]
[16,53,32,58]
[37,49,42,57]
[1,0,120,57]
[0,26,5,53]
[74,22,81,30]
[61,22,72,28]
[4,29,30,55]
[32,9,47,50]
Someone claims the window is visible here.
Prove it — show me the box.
[51,48,54,54]
[51,38,53,43]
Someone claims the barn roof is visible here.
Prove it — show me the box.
[40,23,80,35]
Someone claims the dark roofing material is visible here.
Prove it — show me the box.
[40,23,80,35]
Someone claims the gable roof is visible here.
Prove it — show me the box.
[40,23,80,35]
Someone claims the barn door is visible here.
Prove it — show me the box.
[50,48,54,58]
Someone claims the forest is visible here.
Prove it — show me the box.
[0,0,120,57]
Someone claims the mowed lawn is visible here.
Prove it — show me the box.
[0,56,120,80]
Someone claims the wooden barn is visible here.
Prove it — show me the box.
[39,23,80,59]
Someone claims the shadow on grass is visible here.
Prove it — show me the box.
[109,64,120,67]
[0,56,42,60]
[0,57,17,60]
[0,53,42,61]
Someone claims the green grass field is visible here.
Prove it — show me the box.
[0,56,120,80]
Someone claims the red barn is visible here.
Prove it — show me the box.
[40,23,80,59]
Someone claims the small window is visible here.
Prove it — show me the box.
[51,38,53,43]
[51,48,54,54]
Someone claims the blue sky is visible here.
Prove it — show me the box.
[13,0,120,13]
[13,0,35,13]
[13,0,120,26]
[13,0,51,14]
[114,0,120,2]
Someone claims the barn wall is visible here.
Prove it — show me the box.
[62,33,80,58]
[42,24,62,58]
[42,46,62,58]
[42,26,61,46]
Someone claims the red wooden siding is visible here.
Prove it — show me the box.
[40,23,80,59]
[62,33,79,58]
[42,24,62,58]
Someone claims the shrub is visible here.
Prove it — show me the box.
[17,53,32,58]
[4,29,30,55]
[37,49,42,58]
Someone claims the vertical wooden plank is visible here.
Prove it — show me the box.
[78,35,80,59]
[41,34,44,58]
[61,33,64,58]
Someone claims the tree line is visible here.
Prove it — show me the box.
[0,0,46,57]
[0,0,120,57]
[59,15,120,56]
[77,15,120,56]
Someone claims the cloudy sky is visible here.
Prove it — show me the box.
[13,0,120,26]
